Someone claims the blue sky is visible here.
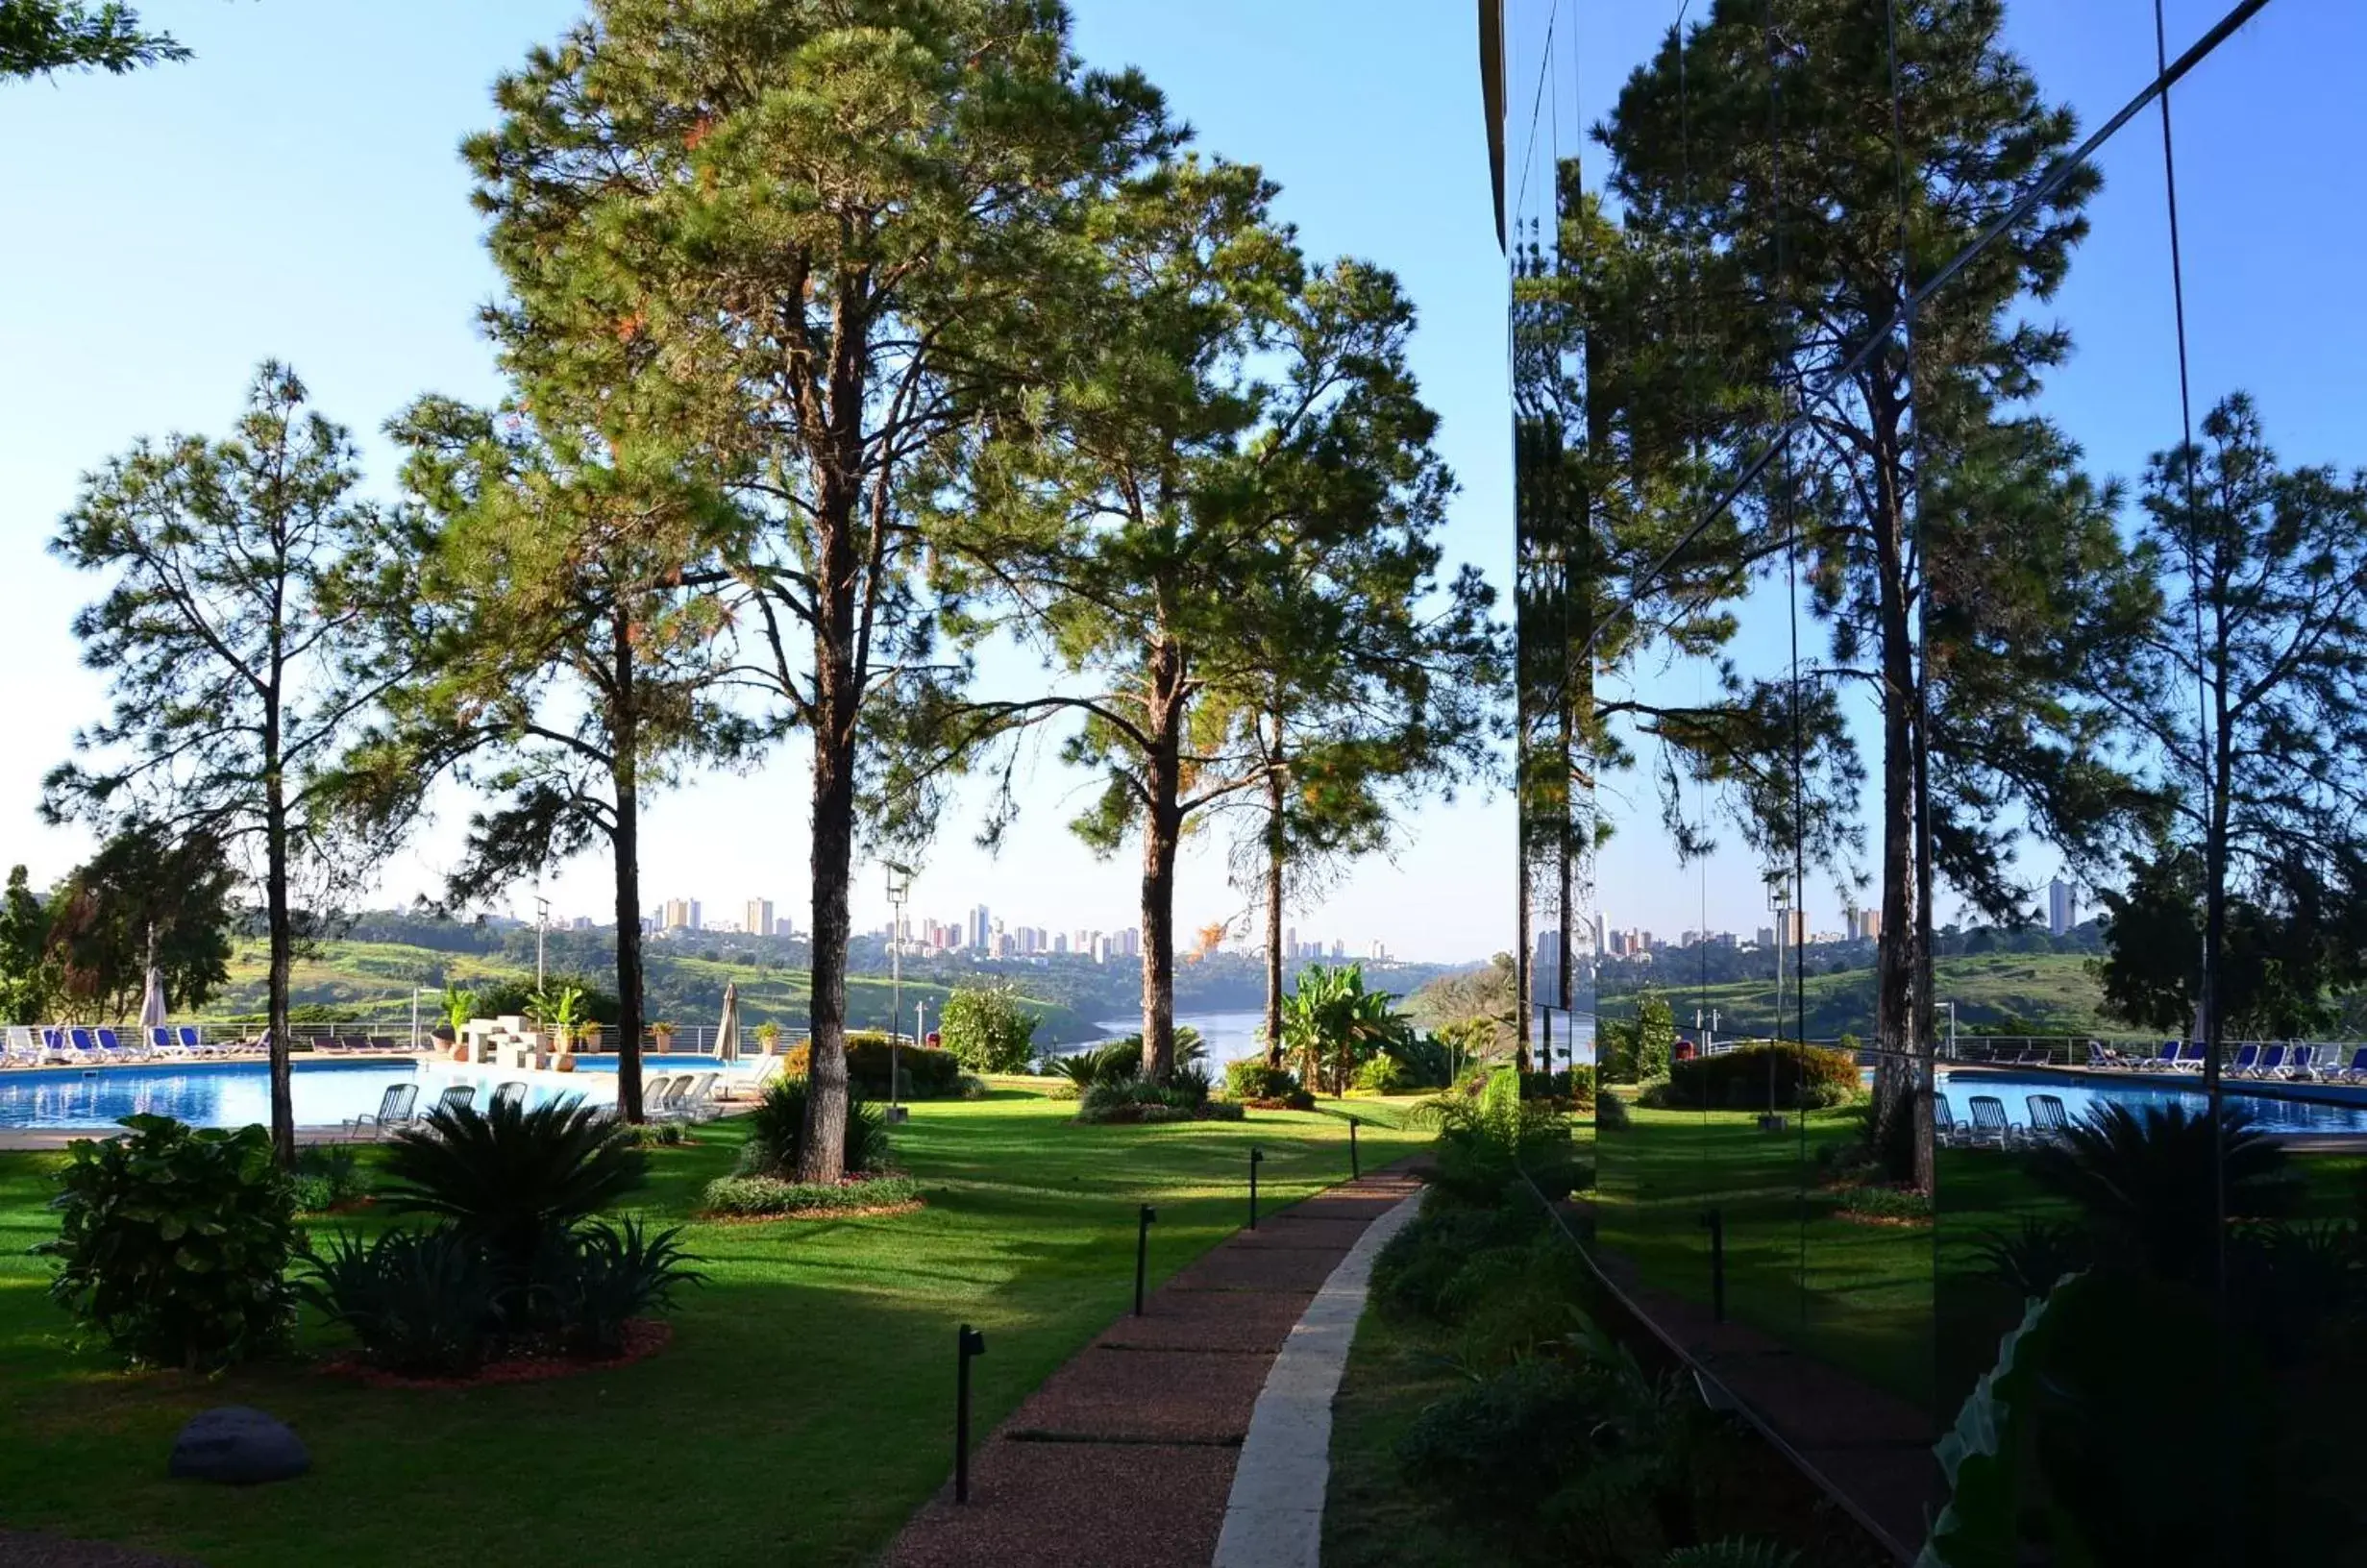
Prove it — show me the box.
[0,1,2357,962]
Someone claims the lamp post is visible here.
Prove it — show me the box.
[885,861,912,1123]
[1766,871,1792,1125]
[534,894,550,992]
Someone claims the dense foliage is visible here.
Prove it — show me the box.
[1643,1044,1860,1113]
[38,1116,297,1369]
[744,1077,890,1179]
[938,982,1041,1073]
[782,1036,963,1101]
[701,1173,922,1218]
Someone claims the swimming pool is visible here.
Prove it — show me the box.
[0,1059,604,1133]
[1939,1069,2367,1136]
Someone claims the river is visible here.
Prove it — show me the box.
[1057,1010,1270,1064]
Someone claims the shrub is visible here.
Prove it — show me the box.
[1975,1215,2092,1300]
[938,982,1042,1073]
[744,1076,891,1177]
[1652,1042,1860,1111]
[702,1172,923,1216]
[297,1227,504,1378]
[1516,1066,1595,1106]
[2028,1101,2296,1286]
[291,1142,368,1213]
[1354,1055,1409,1094]
[382,1094,646,1280]
[620,1120,689,1148]
[783,1036,963,1099]
[1225,1059,1302,1101]
[1396,1360,1597,1520]
[1075,1078,1241,1124]
[1834,1184,1933,1223]
[1418,1071,1586,1205]
[1595,1087,1630,1129]
[1169,1061,1213,1105]
[38,1115,298,1370]
[1372,1201,1546,1322]
[955,1073,991,1100]
[541,1217,705,1357]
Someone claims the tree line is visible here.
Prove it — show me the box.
[1540,0,2366,1187]
[23,2,1502,1166]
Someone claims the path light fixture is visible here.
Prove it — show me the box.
[1248,1146,1264,1229]
[1134,1204,1157,1315]
[953,1323,986,1503]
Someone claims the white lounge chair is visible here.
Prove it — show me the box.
[346,1082,420,1140]
[1965,1095,2024,1150]
[676,1071,723,1122]
[3,1025,41,1066]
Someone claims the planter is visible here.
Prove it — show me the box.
[555,1055,576,1073]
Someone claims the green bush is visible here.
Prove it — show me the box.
[938,982,1041,1073]
[783,1036,963,1099]
[1418,1071,1587,1205]
[1224,1059,1302,1101]
[1372,1200,1546,1322]
[1516,1066,1595,1106]
[702,1172,923,1216]
[382,1094,646,1284]
[1075,1079,1243,1124]
[744,1076,890,1177]
[1834,1184,1933,1223]
[38,1115,298,1370]
[1649,1042,1860,1111]
[297,1227,504,1378]
[291,1142,368,1213]
[1595,1087,1630,1129]
[1355,1054,1409,1094]
[1396,1360,1596,1519]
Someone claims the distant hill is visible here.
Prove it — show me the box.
[1598,951,2122,1041]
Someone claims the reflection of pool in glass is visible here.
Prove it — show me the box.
[1938,1069,2367,1136]
[0,1060,600,1132]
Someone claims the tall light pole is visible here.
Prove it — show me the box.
[1766,870,1792,1121]
[885,861,912,1123]
[534,894,550,992]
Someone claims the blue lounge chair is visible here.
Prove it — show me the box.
[175,1024,215,1058]
[2334,1047,2367,1083]
[2143,1041,2181,1071]
[93,1027,135,1061]
[346,1082,420,1140]
[2281,1044,2318,1081]
[1966,1095,2024,1149]
[2227,1043,2260,1076]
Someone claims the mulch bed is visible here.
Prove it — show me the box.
[322,1320,671,1390]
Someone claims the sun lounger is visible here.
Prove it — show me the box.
[644,1075,689,1119]
[1966,1095,2024,1149]
[675,1072,723,1121]
[346,1082,420,1140]
[1934,1096,1973,1148]
[424,1084,477,1120]
[2333,1047,2367,1083]
[2226,1043,2260,1076]
[3,1025,43,1066]
[2026,1094,2073,1146]
[490,1081,528,1113]
[2279,1044,2317,1081]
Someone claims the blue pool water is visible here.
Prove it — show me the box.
[1939,1069,2367,1136]
[0,1060,605,1132]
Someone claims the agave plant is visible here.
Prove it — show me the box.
[383,1094,646,1275]
[297,1227,505,1377]
[544,1216,706,1357]
[2026,1101,2296,1286]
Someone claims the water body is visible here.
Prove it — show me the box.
[1058,1010,1270,1064]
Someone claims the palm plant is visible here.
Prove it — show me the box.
[2027,1101,2296,1286]
[528,984,585,1049]
[441,984,478,1037]
[1282,964,1414,1095]
[382,1094,646,1275]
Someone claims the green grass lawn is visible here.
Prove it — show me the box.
[0,1085,1426,1567]
[1592,1102,2367,1417]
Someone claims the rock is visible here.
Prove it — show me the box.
[167,1407,308,1484]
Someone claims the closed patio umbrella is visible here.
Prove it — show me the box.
[138,966,167,1035]
[716,981,741,1064]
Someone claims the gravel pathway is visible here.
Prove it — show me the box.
[881,1165,1425,1568]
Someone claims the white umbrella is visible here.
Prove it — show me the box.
[138,966,167,1036]
[716,981,741,1064]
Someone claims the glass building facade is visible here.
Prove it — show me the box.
[1484,1,2367,1557]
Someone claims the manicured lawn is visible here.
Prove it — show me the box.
[0,1085,1425,1567]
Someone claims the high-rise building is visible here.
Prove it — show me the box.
[746,898,774,941]
[1117,928,1141,958]
[2048,877,2075,936]
[662,898,700,932]
[1052,932,1069,955]
[967,904,991,951]
[1368,940,1389,961]
[1330,938,1345,960]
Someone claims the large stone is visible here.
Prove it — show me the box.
[168,1407,308,1484]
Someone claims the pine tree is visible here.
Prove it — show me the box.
[463,0,1175,1179]
[1,1,185,79]
[46,364,409,1163]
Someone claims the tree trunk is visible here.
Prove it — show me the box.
[797,523,860,1182]
[611,613,646,1123]
[1869,456,1921,1182]
[1262,739,1286,1070]
[262,766,295,1167]
[1137,636,1185,1084]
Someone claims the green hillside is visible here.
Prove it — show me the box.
[1600,951,2119,1041]
[205,939,1084,1041]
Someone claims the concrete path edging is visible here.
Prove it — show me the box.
[1210,1190,1422,1568]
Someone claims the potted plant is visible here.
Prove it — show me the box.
[440,985,477,1061]
[530,984,586,1072]
[652,1020,678,1056]
[755,1019,783,1055]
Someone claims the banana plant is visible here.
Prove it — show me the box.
[529,984,586,1050]
[442,985,478,1037]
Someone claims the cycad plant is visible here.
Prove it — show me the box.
[383,1094,646,1276]
[2026,1101,2296,1286]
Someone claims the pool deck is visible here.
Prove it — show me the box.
[1944,1061,2367,1150]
